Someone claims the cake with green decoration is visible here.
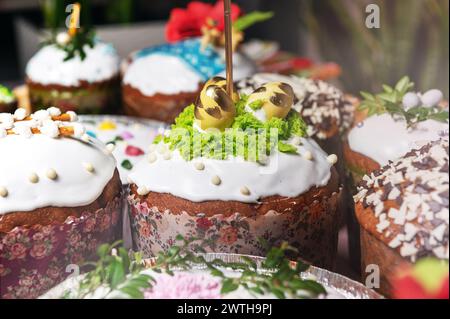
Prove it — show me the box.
[25,29,120,114]
[0,85,17,113]
[126,76,341,269]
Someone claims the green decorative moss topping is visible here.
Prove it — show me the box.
[0,85,14,103]
[154,96,308,161]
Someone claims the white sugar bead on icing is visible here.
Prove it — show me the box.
[0,186,8,197]
[211,175,222,186]
[46,168,58,180]
[327,154,338,165]
[83,162,95,173]
[29,173,39,184]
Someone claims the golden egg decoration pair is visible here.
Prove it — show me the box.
[194,77,295,131]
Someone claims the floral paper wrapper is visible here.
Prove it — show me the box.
[128,191,341,269]
[0,197,122,299]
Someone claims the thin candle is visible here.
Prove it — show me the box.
[69,2,81,37]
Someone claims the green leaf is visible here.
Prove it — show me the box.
[233,11,274,31]
[277,141,298,154]
[108,259,126,289]
[119,286,144,299]
[221,279,239,294]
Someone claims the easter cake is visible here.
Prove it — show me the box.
[126,77,341,269]
[26,29,120,114]
[0,107,122,298]
[354,138,449,297]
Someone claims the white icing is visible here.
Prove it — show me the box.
[123,51,256,97]
[123,54,203,96]
[0,134,116,215]
[26,42,120,86]
[80,116,164,184]
[348,113,448,165]
[128,137,333,203]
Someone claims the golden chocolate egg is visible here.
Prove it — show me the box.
[202,77,240,103]
[195,78,237,131]
[247,82,295,120]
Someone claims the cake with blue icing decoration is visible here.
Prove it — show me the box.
[122,38,256,123]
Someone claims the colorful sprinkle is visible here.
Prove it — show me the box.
[120,131,134,140]
[125,145,145,156]
[98,120,117,131]
[121,159,133,170]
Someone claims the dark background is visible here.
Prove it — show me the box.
[1,0,449,95]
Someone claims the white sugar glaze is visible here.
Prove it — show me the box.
[0,134,116,214]
[128,137,333,203]
[81,117,164,184]
[123,54,203,96]
[26,42,120,86]
[123,52,256,97]
[348,113,448,165]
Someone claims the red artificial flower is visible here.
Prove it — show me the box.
[166,1,242,43]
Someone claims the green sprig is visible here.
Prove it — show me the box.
[233,11,274,31]
[68,236,326,299]
[359,76,448,127]
[42,29,95,61]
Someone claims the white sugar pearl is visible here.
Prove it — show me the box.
[240,186,251,196]
[194,162,205,170]
[13,108,28,120]
[148,153,157,163]
[0,186,8,197]
[421,89,443,107]
[56,32,70,45]
[148,144,157,152]
[402,92,420,110]
[211,175,222,186]
[46,168,58,180]
[163,151,172,160]
[303,151,313,161]
[137,185,149,196]
[67,111,78,122]
[83,162,95,173]
[47,107,62,117]
[29,173,39,183]
[327,154,338,165]
[105,143,116,154]
[157,144,167,154]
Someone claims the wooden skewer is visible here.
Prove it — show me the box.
[223,0,234,97]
